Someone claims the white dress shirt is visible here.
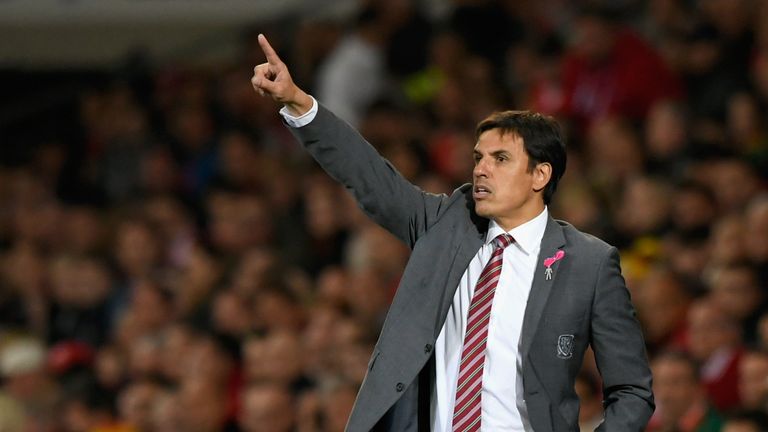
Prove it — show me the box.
[432,208,548,431]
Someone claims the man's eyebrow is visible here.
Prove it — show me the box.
[473,149,511,158]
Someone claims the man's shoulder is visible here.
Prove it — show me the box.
[417,183,487,234]
[438,183,475,214]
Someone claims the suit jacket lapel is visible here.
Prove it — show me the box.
[520,216,566,360]
[434,218,486,337]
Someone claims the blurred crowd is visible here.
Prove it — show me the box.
[1,0,768,431]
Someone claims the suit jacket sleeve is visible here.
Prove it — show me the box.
[287,103,454,248]
[592,247,655,430]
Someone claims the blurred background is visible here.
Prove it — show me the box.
[1,0,767,431]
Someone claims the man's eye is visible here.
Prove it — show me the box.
[496,156,506,162]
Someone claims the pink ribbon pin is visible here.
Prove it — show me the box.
[543,250,565,280]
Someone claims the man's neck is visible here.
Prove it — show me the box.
[494,204,547,232]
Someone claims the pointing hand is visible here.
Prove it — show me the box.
[251,34,312,116]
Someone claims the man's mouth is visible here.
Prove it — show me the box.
[473,184,491,199]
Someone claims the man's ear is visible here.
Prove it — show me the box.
[532,162,552,193]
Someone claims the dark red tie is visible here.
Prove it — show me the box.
[452,233,514,432]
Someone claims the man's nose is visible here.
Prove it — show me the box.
[473,160,487,178]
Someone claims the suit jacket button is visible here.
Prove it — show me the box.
[424,344,433,354]
[396,382,404,392]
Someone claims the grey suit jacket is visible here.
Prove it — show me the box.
[288,105,654,431]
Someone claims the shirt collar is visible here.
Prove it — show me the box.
[486,207,549,255]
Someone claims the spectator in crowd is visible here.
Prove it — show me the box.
[635,267,691,355]
[47,255,113,347]
[685,298,745,411]
[177,375,234,432]
[644,100,691,177]
[560,5,682,129]
[669,181,717,236]
[118,378,163,431]
[738,350,768,412]
[243,330,307,391]
[722,411,768,432]
[316,2,397,127]
[0,338,61,430]
[648,351,723,432]
[238,383,295,432]
[709,213,749,266]
[707,262,766,344]
[708,158,761,214]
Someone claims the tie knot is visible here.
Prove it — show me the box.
[493,233,514,250]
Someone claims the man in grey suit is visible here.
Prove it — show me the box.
[251,34,653,431]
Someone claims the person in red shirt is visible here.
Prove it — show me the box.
[560,6,683,129]
[685,298,744,411]
[648,351,724,432]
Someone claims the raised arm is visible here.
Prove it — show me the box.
[251,34,457,247]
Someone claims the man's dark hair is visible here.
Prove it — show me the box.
[475,110,566,205]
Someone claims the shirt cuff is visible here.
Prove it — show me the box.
[279,96,318,128]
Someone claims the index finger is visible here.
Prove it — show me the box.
[258,34,282,65]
